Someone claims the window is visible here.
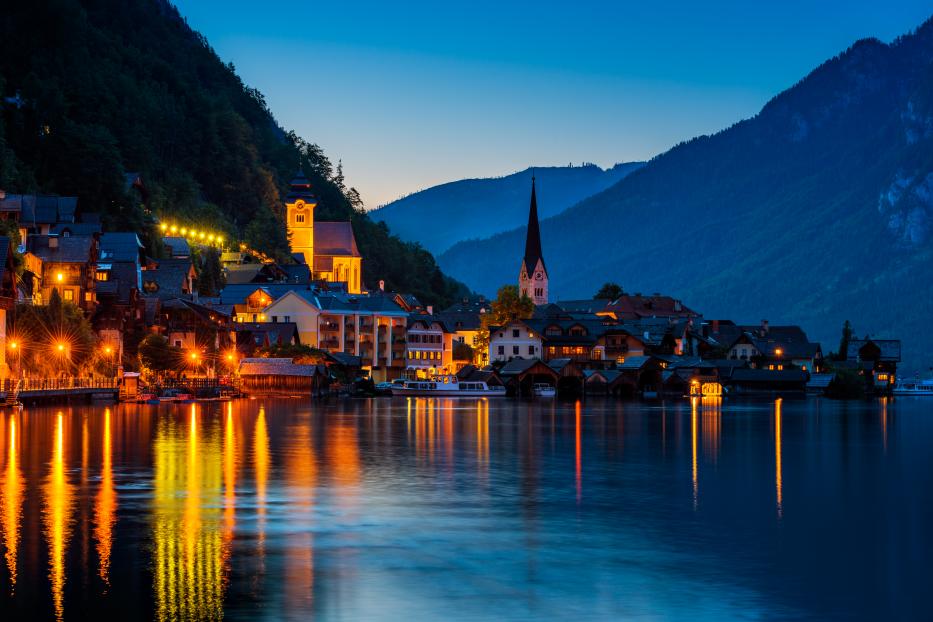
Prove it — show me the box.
[174,340,182,348]
[528,345,535,355]
[96,271,109,282]
[512,345,519,355]
[63,289,74,301]
[497,346,505,355]
[284,316,291,323]
[296,213,306,223]
[512,329,520,338]
[271,316,278,323]
[546,326,562,336]
[570,326,586,336]
[534,288,543,297]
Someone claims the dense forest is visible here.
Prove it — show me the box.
[439,16,933,369]
[0,0,467,307]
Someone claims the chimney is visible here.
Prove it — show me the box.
[49,236,59,249]
[760,319,769,337]
[427,305,433,315]
[712,319,720,334]
[378,279,385,291]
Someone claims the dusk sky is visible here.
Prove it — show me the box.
[174,1,932,208]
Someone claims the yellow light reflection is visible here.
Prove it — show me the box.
[691,397,698,509]
[153,404,228,621]
[286,412,319,613]
[43,412,73,622]
[94,408,117,590]
[2,414,23,593]
[775,398,783,519]
[575,400,582,503]
[701,396,722,464]
[254,406,269,575]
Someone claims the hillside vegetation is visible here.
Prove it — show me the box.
[0,0,467,306]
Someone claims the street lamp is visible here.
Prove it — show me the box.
[56,272,64,283]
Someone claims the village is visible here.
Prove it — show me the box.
[0,172,901,403]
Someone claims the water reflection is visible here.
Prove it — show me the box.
[152,405,228,621]
[2,414,22,592]
[0,398,923,620]
[93,408,116,589]
[775,398,783,519]
[43,412,73,622]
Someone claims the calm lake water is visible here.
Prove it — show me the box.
[0,396,928,621]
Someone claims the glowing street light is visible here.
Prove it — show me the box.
[774,348,784,358]
[170,225,178,234]
[8,341,17,350]
[160,223,168,232]
[56,272,64,282]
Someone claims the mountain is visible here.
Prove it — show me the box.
[0,0,467,307]
[371,162,643,255]
[439,17,933,369]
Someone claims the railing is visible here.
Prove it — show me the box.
[1,377,118,392]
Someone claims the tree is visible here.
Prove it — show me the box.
[837,320,853,361]
[196,246,225,296]
[595,282,623,300]
[453,341,474,362]
[11,296,97,376]
[138,334,178,375]
[474,285,535,358]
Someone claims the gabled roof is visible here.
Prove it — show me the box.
[26,235,96,264]
[314,221,361,257]
[601,294,697,319]
[51,222,102,237]
[99,232,143,263]
[218,283,312,305]
[848,338,901,362]
[435,310,482,331]
[163,237,190,257]
[239,358,325,377]
[142,258,193,299]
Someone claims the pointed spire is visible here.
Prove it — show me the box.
[523,175,544,274]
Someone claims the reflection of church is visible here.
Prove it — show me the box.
[286,170,363,294]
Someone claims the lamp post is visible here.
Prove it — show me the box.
[8,340,20,383]
[103,345,116,378]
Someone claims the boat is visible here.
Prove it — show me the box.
[893,378,933,395]
[159,388,194,403]
[392,375,506,397]
[533,383,556,398]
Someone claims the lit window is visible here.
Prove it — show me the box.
[96,271,109,281]
[63,289,74,301]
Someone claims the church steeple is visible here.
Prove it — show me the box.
[518,175,548,305]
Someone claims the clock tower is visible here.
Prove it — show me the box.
[285,169,316,266]
[518,176,548,305]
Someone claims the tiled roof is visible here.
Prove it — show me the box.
[27,235,95,264]
[498,357,542,375]
[163,237,190,257]
[314,221,360,257]
[239,358,324,377]
[142,258,192,299]
[99,232,143,262]
[51,222,102,237]
[435,310,482,331]
[848,339,901,362]
[602,294,697,319]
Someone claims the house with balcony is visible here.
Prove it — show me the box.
[406,315,454,376]
[26,234,98,312]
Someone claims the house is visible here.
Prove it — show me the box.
[157,298,233,354]
[497,358,559,397]
[436,310,485,364]
[0,238,18,378]
[234,322,299,356]
[489,319,542,363]
[596,293,699,321]
[238,358,329,395]
[722,321,822,372]
[93,232,146,359]
[162,236,191,259]
[223,262,290,285]
[847,338,901,391]
[406,315,454,376]
[26,234,98,312]
[0,193,77,238]
[142,258,196,299]
[256,288,409,381]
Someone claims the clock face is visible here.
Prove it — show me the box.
[534,272,543,281]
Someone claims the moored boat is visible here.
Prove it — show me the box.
[392,375,506,397]
[533,383,556,398]
[893,378,933,396]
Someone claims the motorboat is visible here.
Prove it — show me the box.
[533,383,556,398]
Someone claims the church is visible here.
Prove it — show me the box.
[285,170,363,294]
[519,177,548,305]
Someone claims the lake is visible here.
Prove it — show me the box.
[0,396,928,620]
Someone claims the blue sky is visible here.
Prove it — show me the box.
[174,1,932,207]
